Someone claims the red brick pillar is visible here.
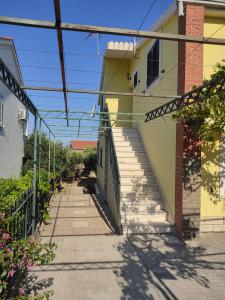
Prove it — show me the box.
[175,4,204,239]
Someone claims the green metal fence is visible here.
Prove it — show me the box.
[5,185,50,239]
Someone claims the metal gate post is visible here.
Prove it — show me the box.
[48,129,51,179]
[32,114,38,235]
[38,117,42,183]
[53,136,56,174]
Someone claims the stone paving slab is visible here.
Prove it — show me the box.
[29,183,225,300]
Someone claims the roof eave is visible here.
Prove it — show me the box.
[136,1,177,51]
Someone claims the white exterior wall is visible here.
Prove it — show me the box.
[0,39,27,178]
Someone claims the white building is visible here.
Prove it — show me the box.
[0,37,28,178]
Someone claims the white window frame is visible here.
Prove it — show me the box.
[146,39,162,92]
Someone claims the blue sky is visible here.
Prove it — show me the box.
[0,0,173,143]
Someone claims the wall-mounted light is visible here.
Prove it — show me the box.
[127,73,132,81]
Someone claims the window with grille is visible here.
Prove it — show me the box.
[133,71,138,89]
[99,147,103,167]
[147,39,160,88]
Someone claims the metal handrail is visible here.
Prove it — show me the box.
[103,104,121,211]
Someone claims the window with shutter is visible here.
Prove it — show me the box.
[133,71,138,89]
[147,39,160,88]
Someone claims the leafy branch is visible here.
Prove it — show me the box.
[172,62,225,141]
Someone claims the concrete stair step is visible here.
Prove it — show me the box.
[118,157,149,164]
[121,184,158,193]
[114,137,141,143]
[113,133,140,138]
[112,127,137,132]
[121,212,167,223]
[116,152,147,158]
[119,163,152,171]
[114,140,142,147]
[121,196,161,205]
[121,202,162,213]
[121,192,161,202]
[120,169,154,176]
[114,141,142,147]
[120,176,156,184]
[122,221,173,234]
[115,145,145,152]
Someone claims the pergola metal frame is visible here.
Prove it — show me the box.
[1,0,225,234]
[145,75,225,122]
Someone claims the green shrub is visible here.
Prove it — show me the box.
[0,170,50,213]
[0,214,56,299]
[82,147,97,172]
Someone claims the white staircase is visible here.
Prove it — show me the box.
[112,127,172,234]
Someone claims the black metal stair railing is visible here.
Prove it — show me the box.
[103,104,121,212]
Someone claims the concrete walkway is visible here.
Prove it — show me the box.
[28,183,225,300]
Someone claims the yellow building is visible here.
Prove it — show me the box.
[97,0,225,238]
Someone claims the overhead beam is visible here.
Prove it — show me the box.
[53,0,69,126]
[21,85,179,99]
[145,76,225,122]
[48,124,109,129]
[55,134,98,137]
[39,109,144,116]
[43,117,144,122]
[0,16,225,45]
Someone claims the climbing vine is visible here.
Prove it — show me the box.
[172,62,225,141]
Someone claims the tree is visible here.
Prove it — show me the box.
[172,63,225,141]
[22,133,67,176]
[22,133,97,179]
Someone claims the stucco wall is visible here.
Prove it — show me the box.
[0,41,26,178]
[200,16,225,219]
[129,16,178,223]
[102,58,133,127]
[97,57,133,194]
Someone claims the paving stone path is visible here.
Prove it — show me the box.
[28,182,225,300]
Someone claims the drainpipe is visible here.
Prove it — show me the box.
[177,0,184,16]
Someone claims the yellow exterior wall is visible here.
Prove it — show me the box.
[201,139,225,217]
[203,17,225,80]
[201,16,225,217]
[102,58,133,127]
[130,16,178,223]
[97,57,133,192]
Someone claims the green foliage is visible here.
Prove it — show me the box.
[0,170,50,213]
[0,177,31,212]
[82,147,97,172]
[172,63,225,141]
[23,132,97,179]
[0,214,56,299]
[60,149,80,179]
[22,133,66,176]
[13,290,53,300]
[60,147,97,178]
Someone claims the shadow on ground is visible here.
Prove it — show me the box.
[114,233,225,300]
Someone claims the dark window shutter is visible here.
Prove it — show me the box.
[147,39,160,88]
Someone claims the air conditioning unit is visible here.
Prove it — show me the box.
[18,109,27,121]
